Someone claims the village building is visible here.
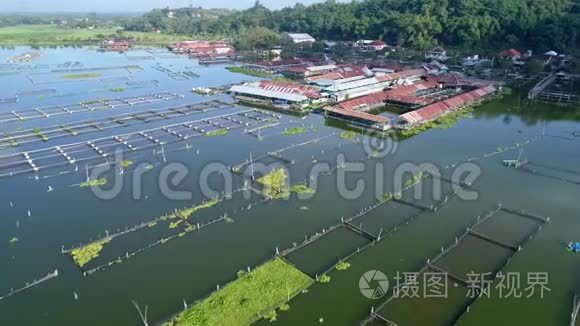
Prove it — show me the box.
[280,64,339,79]
[324,68,427,102]
[254,47,282,61]
[168,41,233,56]
[245,59,305,73]
[99,39,130,52]
[282,33,316,45]
[230,80,326,111]
[368,40,387,51]
[398,85,497,127]
[500,48,522,61]
[425,47,448,61]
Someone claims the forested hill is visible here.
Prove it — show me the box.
[125,0,580,54]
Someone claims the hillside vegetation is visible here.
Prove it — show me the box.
[125,0,580,54]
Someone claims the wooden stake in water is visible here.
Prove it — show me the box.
[161,143,167,163]
[132,300,149,326]
[250,152,255,181]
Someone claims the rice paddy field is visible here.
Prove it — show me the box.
[0,25,191,45]
[0,46,579,326]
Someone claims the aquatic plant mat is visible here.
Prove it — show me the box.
[0,92,181,123]
[0,100,229,148]
[367,206,549,326]
[0,109,280,180]
[164,258,313,326]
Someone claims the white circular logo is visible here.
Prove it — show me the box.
[359,270,389,299]
[362,130,398,158]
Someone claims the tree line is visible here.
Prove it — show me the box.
[124,0,580,54]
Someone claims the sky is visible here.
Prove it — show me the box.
[3,0,337,13]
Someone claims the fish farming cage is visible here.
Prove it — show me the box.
[517,161,580,185]
[348,200,424,239]
[0,63,16,70]
[372,268,471,326]
[49,65,143,73]
[277,177,436,278]
[168,71,200,80]
[0,269,59,303]
[126,80,159,87]
[62,188,265,275]
[0,92,182,123]
[394,173,458,212]
[0,100,230,148]
[367,206,549,326]
[0,109,280,180]
[56,61,83,68]
[154,65,173,73]
[126,56,156,61]
[0,97,19,104]
[26,67,144,85]
[7,52,42,63]
[16,89,57,97]
[283,225,374,278]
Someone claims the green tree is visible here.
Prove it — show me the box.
[523,59,544,76]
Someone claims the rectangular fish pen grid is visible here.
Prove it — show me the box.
[284,226,373,278]
[375,271,470,326]
[366,206,549,326]
[0,101,230,148]
[49,65,143,73]
[17,89,56,96]
[0,109,277,179]
[0,92,183,123]
[127,80,159,87]
[471,210,543,247]
[432,234,515,281]
[0,97,19,104]
[349,201,424,238]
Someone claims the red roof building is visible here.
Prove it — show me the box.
[400,85,496,126]
[257,80,322,99]
[168,41,233,56]
[500,48,521,60]
[100,39,130,51]
[369,40,387,51]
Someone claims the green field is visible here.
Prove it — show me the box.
[0,25,191,45]
[167,258,312,325]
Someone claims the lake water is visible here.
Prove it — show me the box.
[0,46,579,326]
